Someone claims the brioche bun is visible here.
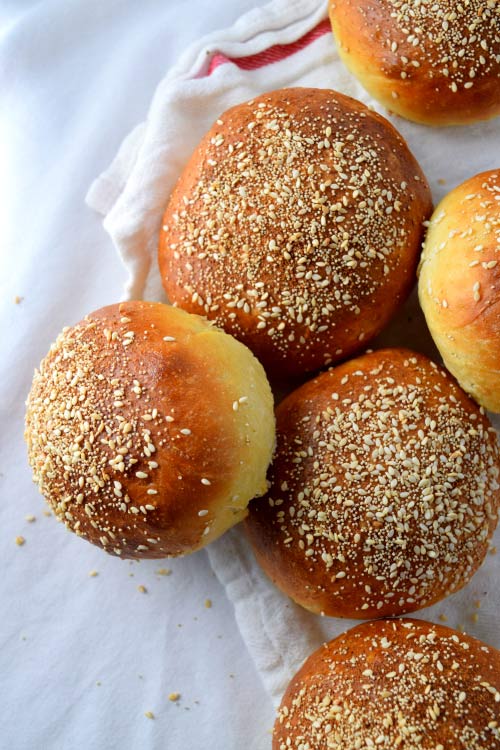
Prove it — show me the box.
[246,348,500,618]
[159,88,431,375]
[274,618,500,749]
[419,169,500,413]
[25,301,275,558]
[329,0,500,125]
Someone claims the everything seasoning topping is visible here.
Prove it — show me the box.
[265,352,499,614]
[275,620,500,750]
[163,91,427,365]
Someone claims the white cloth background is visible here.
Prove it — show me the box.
[0,2,276,750]
[86,0,500,705]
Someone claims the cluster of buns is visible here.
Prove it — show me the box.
[274,618,500,749]
[26,88,499,595]
[22,0,500,740]
[329,0,500,125]
[25,27,500,741]
[25,302,274,558]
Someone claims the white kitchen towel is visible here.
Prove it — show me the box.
[87,0,500,703]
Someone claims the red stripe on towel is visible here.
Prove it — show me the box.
[206,18,330,76]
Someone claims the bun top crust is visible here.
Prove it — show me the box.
[25,302,275,558]
[159,88,431,375]
[274,618,500,750]
[329,0,500,125]
[420,170,500,328]
[246,348,500,618]
[418,170,500,412]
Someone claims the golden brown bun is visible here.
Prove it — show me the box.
[25,301,275,558]
[159,88,431,376]
[329,0,500,126]
[419,170,500,413]
[246,348,500,618]
[274,618,500,750]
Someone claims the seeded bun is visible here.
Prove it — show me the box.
[419,170,500,413]
[329,0,500,126]
[25,301,275,558]
[246,348,500,618]
[274,618,500,750]
[158,88,431,376]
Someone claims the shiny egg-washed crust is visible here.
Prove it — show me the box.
[419,170,500,413]
[25,302,275,559]
[274,618,500,750]
[246,348,500,618]
[159,88,432,376]
[329,0,500,126]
